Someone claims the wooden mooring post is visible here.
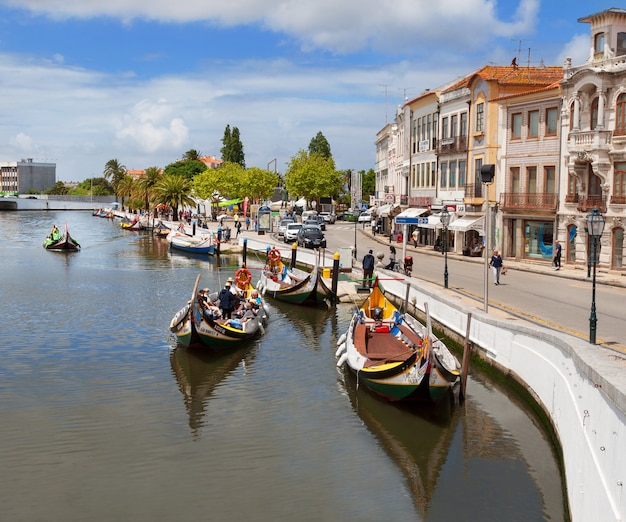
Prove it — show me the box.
[460,313,472,401]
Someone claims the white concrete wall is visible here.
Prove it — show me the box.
[378,276,626,522]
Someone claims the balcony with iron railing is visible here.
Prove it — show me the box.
[464,184,484,199]
[577,195,607,213]
[437,135,468,155]
[499,193,557,211]
[610,194,626,205]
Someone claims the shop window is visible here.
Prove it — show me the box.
[524,220,553,260]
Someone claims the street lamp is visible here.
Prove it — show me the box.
[440,207,451,288]
[480,164,495,312]
[587,207,605,344]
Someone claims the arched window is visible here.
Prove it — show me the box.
[616,93,626,136]
[591,98,599,130]
[612,228,624,270]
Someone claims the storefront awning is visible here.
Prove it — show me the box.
[394,207,427,224]
[377,203,400,217]
[448,215,485,234]
[395,207,428,219]
[416,212,458,229]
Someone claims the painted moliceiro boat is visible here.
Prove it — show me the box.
[167,230,215,255]
[335,278,459,402]
[43,223,80,251]
[256,248,330,305]
[119,216,145,230]
[169,271,269,349]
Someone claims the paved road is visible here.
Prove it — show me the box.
[321,221,626,352]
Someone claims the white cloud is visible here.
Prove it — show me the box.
[7,0,540,54]
[558,33,590,67]
[10,132,34,150]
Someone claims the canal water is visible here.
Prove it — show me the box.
[0,211,566,521]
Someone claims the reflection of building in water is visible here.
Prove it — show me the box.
[169,347,253,439]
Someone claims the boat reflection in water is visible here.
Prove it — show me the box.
[341,370,460,518]
[170,346,256,438]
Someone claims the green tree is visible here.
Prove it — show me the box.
[44,181,69,195]
[72,177,114,196]
[164,159,206,181]
[137,167,162,211]
[152,174,195,221]
[117,175,136,211]
[220,125,245,168]
[362,169,376,200]
[308,131,332,159]
[103,159,127,201]
[284,150,342,208]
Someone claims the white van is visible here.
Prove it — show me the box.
[301,210,318,222]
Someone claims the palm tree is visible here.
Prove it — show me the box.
[103,159,127,201]
[137,167,162,212]
[117,175,135,211]
[152,174,195,221]
[182,149,202,162]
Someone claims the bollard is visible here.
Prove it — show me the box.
[242,238,247,265]
[291,242,297,269]
[331,252,340,305]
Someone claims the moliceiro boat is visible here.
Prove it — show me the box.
[336,278,460,402]
[170,271,269,350]
[256,248,330,305]
[43,223,80,251]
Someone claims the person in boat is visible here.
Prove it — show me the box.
[218,281,239,319]
[49,224,61,241]
[248,289,262,309]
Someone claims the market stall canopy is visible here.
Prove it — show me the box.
[218,198,243,207]
[448,215,485,235]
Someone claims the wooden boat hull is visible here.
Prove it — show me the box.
[257,261,330,306]
[337,279,459,403]
[167,231,215,255]
[43,224,80,251]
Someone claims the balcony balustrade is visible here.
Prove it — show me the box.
[577,195,607,213]
[500,192,557,211]
[437,136,468,155]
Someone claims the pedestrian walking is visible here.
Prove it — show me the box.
[235,220,242,238]
[245,216,250,230]
[362,249,375,288]
[489,249,504,285]
[553,239,562,270]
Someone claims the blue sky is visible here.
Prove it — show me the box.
[0,0,600,182]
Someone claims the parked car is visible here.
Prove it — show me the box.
[319,211,336,224]
[297,226,327,249]
[284,223,303,243]
[278,218,295,237]
[303,219,321,229]
[358,210,373,223]
[313,215,326,231]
